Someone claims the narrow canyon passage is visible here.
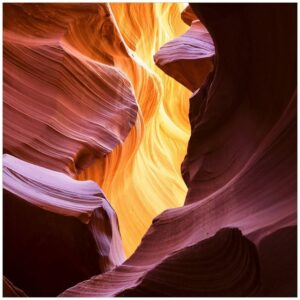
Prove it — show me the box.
[3,3,296,297]
[77,3,192,256]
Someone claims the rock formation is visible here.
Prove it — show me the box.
[61,3,297,297]
[3,3,297,297]
[117,228,261,296]
[4,3,138,176]
[3,154,125,296]
[154,8,214,91]
[4,3,193,256]
[3,277,27,297]
[81,3,192,255]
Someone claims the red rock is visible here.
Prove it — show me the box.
[181,5,198,26]
[117,228,261,296]
[3,154,125,296]
[61,4,296,297]
[3,3,296,297]
[3,277,27,297]
[3,3,138,176]
[154,20,214,92]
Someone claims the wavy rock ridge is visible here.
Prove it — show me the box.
[3,3,297,297]
[4,3,138,176]
[154,8,215,92]
[61,3,297,297]
[78,3,192,255]
[4,154,125,296]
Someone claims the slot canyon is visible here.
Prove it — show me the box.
[3,2,297,297]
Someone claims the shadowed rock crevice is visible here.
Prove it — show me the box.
[3,154,125,297]
[4,189,101,296]
[61,4,296,296]
[3,277,27,297]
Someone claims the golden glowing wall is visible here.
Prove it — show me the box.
[78,3,191,256]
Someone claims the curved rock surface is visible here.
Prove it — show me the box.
[117,228,260,297]
[3,3,138,176]
[154,9,214,91]
[181,5,198,26]
[3,277,27,297]
[80,3,192,255]
[3,3,296,297]
[61,3,296,297]
[3,154,125,296]
[3,3,193,256]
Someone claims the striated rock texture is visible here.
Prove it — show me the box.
[154,6,214,92]
[3,3,297,297]
[61,3,296,297]
[3,3,193,256]
[3,154,125,296]
[80,3,192,255]
[3,3,138,176]
[117,228,261,297]
[181,5,198,26]
[61,228,261,297]
[183,3,296,205]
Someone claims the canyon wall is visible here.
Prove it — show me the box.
[62,3,297,297]
[3,3,297,297]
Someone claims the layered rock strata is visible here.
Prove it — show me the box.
[117,228,261,296]
[3,3,296,297]
[4,3,193,256]
[3,3,138,176]
[61,3,296,297]
[3,154,125,296]
[181,5,198,26]
[79,2,192,255]
[154,7,214,91]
